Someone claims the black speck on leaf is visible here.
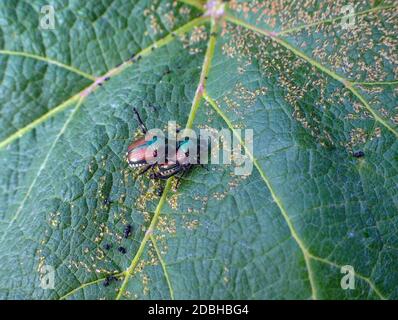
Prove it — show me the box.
[353,151,365,158]
[109,275,118,281]
[123,225,132,238]
[118,246,127,254]
[156,186,164,196]
[103,275,117,287]
[103,198,112,205]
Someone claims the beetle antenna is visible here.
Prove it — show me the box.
[133,107,148,134]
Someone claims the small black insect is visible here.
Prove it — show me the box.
[109,275,118,282]
[151,47,155,51]
[118,246,127,254]
[103,275,118,287]
[129,53,135,61]
[104,77,110,81]
[103,198,112,206]
[155,185,164,197]
[123,225,132,238]
[205,76,208,80]
[136,55,142,61]
[353,151,365,158]
[103,243,112,250]
[98,83,103,86]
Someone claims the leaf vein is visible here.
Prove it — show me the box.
[277,4,396,36]
[0,50,96,80]
[150,235,174,299]
[115,16,219,300]
[203,92,388,300]
[225,15,398,139]
[0,97,85,243]
[0,16,209,150]
[203,92,318,299]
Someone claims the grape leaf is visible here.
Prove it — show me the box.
[0,0,397,299]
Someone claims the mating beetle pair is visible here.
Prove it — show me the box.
[126,108,205,185]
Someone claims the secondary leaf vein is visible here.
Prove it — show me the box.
[0,16,209,150]
[225,14,398,139]
[115,15,219,300]
[0,50,96,80]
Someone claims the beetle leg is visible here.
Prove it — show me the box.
[133,107,148,134]
[149,171,160,179]
[148,164,159,178]
[174,165,191,189]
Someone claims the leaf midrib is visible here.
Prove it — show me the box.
[0,14,210,300]
[115,16,219,301]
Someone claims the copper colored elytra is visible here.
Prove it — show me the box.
[126,108,204,186]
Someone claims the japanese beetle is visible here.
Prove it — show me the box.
[353,150,365,158]
[126,108,207,184]
[150,138,196,179]
[151,137,208,188]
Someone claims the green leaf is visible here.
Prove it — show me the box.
[0,0,397,300]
